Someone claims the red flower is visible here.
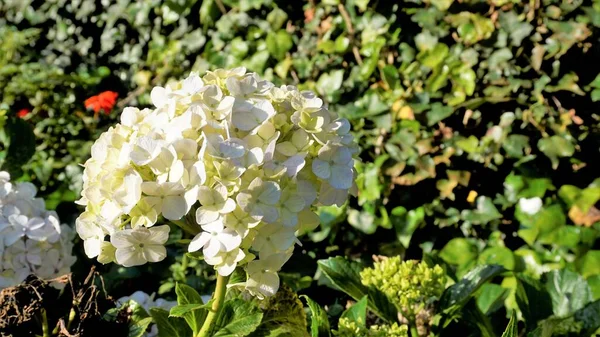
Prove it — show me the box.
[17,108,30,118]
[85,91,119,114]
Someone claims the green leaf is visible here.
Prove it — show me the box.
[175,283,207,333]
[391,206,425,248]
[476,283,509,315]
[430,0,453,11]
[129,317,153,337]
[578,251,600,278]
[149,308,192,337]
[213,299,263,337]
[573,299,600,336]
[545,269,593,317]
[316,70,344,103]
[439,265,506,313]
[537,136,575,169]
[440,238,478,266]
[340,296,368,326]
[462,299,496,337]
[478,247,515,271]
[501,311,518,337]
[251,284,309,337]
[266,30,293,61]
[426,103,454,126]
[317,257,398,322]
[515,275,553,329]
[300,295,330,337]
[169,303,211,318]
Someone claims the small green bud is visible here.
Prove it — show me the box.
[360,257,446,322]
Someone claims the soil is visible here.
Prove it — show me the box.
[0,268,130,337]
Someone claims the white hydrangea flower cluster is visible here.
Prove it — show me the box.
[117,291,177,337]
[0,171,76,289]
[76,67,358,298]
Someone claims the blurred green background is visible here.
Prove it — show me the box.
[1,0,600,329]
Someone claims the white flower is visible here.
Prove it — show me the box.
[4,215,46,246]
[188,220,241,257]
[205,248,245,276]
[195,184,236,225]
[243,252,291,299]
[236,178,281,223]
[252,224,297,257]
[76,69,358,298]
[0,172,76,290]
[312,143,353,189]
[141,182,190,220]
[76,217,106,258]
[111,225,170,267]
[519,197,543,215]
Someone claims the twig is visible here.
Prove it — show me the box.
[59,318,76,337]
[338,3,363,65]
[337,4,354,34]
[215,0,227,15]
[116,86,146,109]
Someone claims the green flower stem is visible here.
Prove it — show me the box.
[197,274,230,337]
[41,308,50,337]
[410,325,419,337]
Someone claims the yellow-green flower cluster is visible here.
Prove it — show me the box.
[360,257,446,321]
[369,322,409,337]
[333,318,408,337]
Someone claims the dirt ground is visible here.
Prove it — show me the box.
[0,268,130,337]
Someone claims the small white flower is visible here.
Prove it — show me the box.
[519,197,543,215]
[111,225,170,267]
[205,248,246,276]
[141,182,190,220]
[236,178,281,223]
[188,220,241,257]
[4,215,46,246]
[243,252,291,299]
[312,143,353,189]
[195,183,236,225]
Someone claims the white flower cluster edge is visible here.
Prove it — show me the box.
[76,67,358,298]
[0,171,76,289]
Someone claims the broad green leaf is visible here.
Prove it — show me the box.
[391,206,425,248]
[213,299,263,337]
[461,299,496,337]
[129,317,153,337]
[545,269,593,317]
[169,303,210,318]
[501,311,518,337]
[340,296,368,326]
[300,295,330,337]
[537,136,575,169]
[515,275,553,329]
[439,265,506,313]
[528,300,600,337]
[317,257,398,322]
[476,283,509,315]
[478,247,515,271]
[572,299,600,336]
[430,0,453,11]
[577,250,600,278]
[251,284,308,337]
[439,238,478,266]
[426,103,454,126]
[175,283,207,333]
[149,308,192,337]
